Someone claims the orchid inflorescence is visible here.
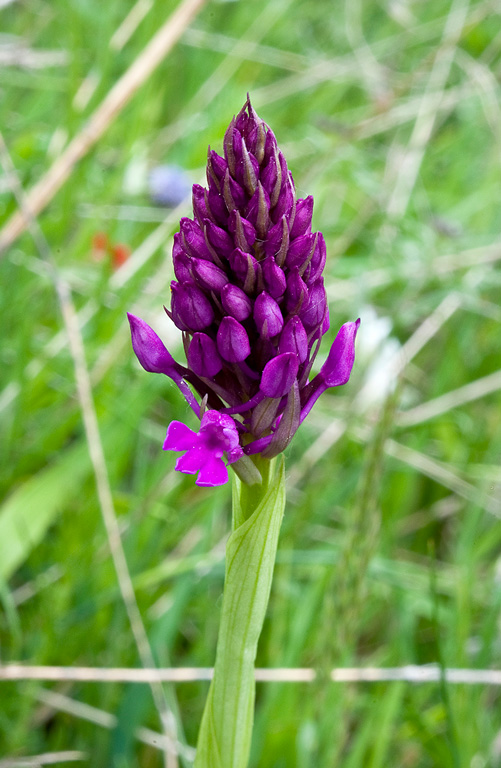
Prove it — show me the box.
[128,96,359,486]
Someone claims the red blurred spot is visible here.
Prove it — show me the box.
[91,232,131,269]
[111,243,131,269]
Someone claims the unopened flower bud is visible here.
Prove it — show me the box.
[128,313,177,374]
[229,248,261,294]
[254,291,283,337]
[246,182,270,239]
[172,238,192,283]
[279,316,308,363]
[192,183,212,224]
[228,211,256,253]
[205,219,234,257]
[300,278,327,330]
[290,196,313,238]
[180,217,213,261]
[260,353,299,398]
[188,333,223,378]
[320,319,361,386]
[171,282,214,331]
[285,268,309,314]
[262,256,286,298]
[221,284,252,321]
[307,233,327,282]
[207,150,227,188]
[192,258,228,292]
[286,232,316,271]
[217,316,251,362]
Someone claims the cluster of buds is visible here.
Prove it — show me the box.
[128,97,359,486]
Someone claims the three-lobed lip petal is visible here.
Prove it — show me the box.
[164,412,243,487]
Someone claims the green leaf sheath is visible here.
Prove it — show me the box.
[195,458,286,768]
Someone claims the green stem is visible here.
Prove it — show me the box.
[194,457,286,768]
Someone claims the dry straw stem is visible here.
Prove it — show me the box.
[0,753,86,768]
[0,0,206,255]
[2,664,501,686]
[397,368,501,427]
[385,0,470,219]
[289,292,461,487]
[34,689,196,762]
[0,136,181,768]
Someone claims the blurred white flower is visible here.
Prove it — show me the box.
[355,305,401,411]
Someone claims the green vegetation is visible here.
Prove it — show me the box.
[1,0,500,765]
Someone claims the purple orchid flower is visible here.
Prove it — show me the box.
[129,96,359,486]
[164,411,243,487]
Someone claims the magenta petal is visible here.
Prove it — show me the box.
[163,421,197,452]
[196,455,229,486]
[260,353,299,398]
[227,445,244,464]
[128,313,177,374]
[320,319,360,387]
[176,447,204,474]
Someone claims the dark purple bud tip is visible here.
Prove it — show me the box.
[290,196,313,239]
[285,269,309,314]
[300,278,327,330]
[320,319,361,387]
[205,219,234,257]
[188,333,223,378]
[279,316,308,363]
[171,282,215,331]
[221,284,252,321]
[217,316,251,362]
[262,256,287,299]
[229,248,260,294]
[260,352,299,398]
[286,232,316,271]
[127,313,177,374]
[191,258,228,292]
[254,291,284,338]
[173,243,192,283]
[180,217,213,261]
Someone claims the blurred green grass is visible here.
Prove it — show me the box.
[1,0,501,765]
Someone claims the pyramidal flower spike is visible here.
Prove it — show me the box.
[128,98,361,768]
[128,96,359,486]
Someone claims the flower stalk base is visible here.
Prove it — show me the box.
[194,458,286,768]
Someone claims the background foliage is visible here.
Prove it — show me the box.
[1,0,500,765]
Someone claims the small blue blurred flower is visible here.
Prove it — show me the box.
[148,165,192,207]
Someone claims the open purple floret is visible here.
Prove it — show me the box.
[164,411,243,487]
[128,97,359,486]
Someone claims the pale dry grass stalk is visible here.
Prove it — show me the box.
[2,663,501,686]
[382,437,500,517]
[34,689,196,761]
[0,753,86,768]
[289,292,461,487]
[385,0,470,218]
[0,135,181,768]
[0,0,206,255]
[182,28,308,72]
[157,0,295,151]
[110,0,154,51]
[397,369,501,426]
[0,42,68,68]
[0,202,184,415]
